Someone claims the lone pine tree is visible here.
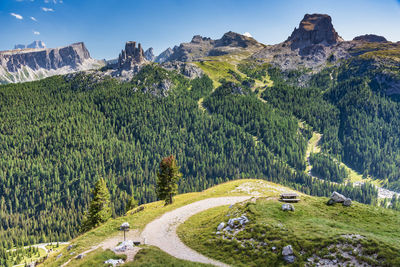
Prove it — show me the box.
[80,178,112,232]
[157,155,182,205]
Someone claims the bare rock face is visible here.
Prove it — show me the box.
[161,31,264,63]
[118,41,147,70]
[155,47,174,63]
[353,34,387,43]
[144,47,155,61]
[1,42,90,72]
[0,42,102,83]
[161,61,203,79]
[286,14,343,51]
[253,14,355,70]
[215,31,260,48]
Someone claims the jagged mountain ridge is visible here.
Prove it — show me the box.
[0,42,103,84]
[157,31,265,63]
[14,40,46,50]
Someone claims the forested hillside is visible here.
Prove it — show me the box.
[0,64,380,265]
[261,51,400,190]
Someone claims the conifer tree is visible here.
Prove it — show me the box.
[156,155,182,205]
[80,178,111,232]
[126,195,138,213]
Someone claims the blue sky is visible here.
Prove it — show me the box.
[1,0,400,59]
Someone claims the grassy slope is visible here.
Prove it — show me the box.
[125,246,211,267]
[42,179,286,267]
[178,194,400,266]
[194,51,273,90]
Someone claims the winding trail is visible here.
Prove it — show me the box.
[141,196,252,267]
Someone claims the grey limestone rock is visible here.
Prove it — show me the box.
[144,47,155,61]
[1,42,91,73]
[330,191,347,203]
[217,222,225,231]
[282,203,295,211]
[282,245,296,263]
[118,41,147,70]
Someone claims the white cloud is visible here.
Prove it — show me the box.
[42,7,54,12]
[243,32,253,38]
[33,31,40,35]
[30,16,37,21]
[10,13,23,20]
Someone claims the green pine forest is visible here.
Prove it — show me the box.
[0,54,400,265]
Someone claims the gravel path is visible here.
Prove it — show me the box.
[141,196,252,267]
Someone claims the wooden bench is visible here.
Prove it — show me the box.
[280,193,300,203]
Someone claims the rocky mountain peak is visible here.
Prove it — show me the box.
[28,40,46,49]
[118,41,147,70]
[286,13,343,50]
[191,35,213,44]
[353,34,387,43]
[215,31,260,48]
[155,48,174,63]
[144,47,155,61]
[14,40,46,50]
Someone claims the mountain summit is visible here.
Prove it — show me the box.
[158,31,263,63]
[118,41,147,70]
[286,14,343,50]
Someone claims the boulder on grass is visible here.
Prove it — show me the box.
[114,240,134,252]
[328,191,352,207]
[282,245,296,263]
[330,192,347,203]
[282,203,295,211]
[343,198,352,206]
[104,259,124,266]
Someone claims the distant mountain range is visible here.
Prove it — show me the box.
[14,40,46,50]
[0,13,397,85]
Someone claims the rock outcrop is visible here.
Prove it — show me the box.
[253,14,352,70]
[144,47,155,61]
[286,14,343,51]
[118,41,147,70]
[160,31,264,63]
[215,31,260,48]
[155,47,174,63]
[282,245,296,263]
[161,61,203,79]
[353,34,387,43]
[282,203,295,211]
[327,191,352,206]
[0,42,102,83]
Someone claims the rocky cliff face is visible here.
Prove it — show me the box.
[0,42,102,84]
[118,41,147,70]
[155,47,174,63]
[253,14,353,70]
[144,47,155,61]
[161,31,264,63]
[286,14,343,51]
